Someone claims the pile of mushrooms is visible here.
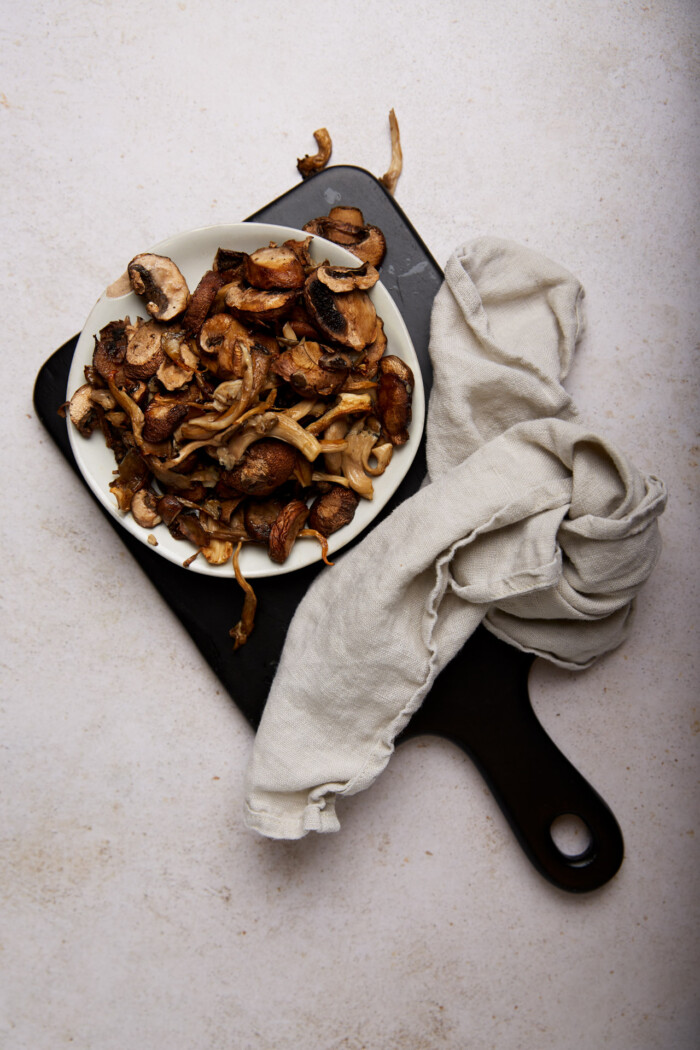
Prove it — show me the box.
[67,220,414,648]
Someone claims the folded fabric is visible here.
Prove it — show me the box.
[243,237,667,840]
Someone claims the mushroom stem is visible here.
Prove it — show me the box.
[379,108,403,195]
[230,542,257,650]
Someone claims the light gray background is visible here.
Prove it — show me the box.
[2,2,698,1048]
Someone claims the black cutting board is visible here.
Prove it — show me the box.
[33,165,623,892]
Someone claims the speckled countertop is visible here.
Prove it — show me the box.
[2,2,699,1048]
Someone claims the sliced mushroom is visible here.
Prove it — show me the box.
[181,269,225,336]
[213,247,246,273]
[128,253,190,321]
[273,340,349,398]
[268,499,310,563]
[124,319,165,379]
[142,396,189,443]
[308,485,359,536]
[245,246,305,290]
[283,236,314,270]
[297,127,332,179]
[68,383,97,436]
[316,261,379,293]
[221,438,297,496]
[224,273,297,323]
[108,448,150,511]
[131,489,162,529]
[93,319,128,381]
[376,356,414,447]
[303,275,378,351]
[352,317,387,379]
[304,209,387,268]
[244,497,285,543]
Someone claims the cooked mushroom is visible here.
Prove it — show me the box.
[68,383,97,436]
[268,499,310,563]
[221,438,297,496]
[127,253,190,321]
[245,246,305,290]
[124,319,165,379]
[224,273,297,323]
[93,319,128,381]
[273,340,349,398]
[376,356,414,447]
[303,276,378,351]
[316,261,379,293]
[308,484,359,536]
[379,108,403,195]
[142,396,189,443]
[131,489,162,529]
[181,269,226,336]
[352,318,387,379]
[303,207,387,268]
[244,496,285,543]
[297,127,332,179]
[306,392,374,435]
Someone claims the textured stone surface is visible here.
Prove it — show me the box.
[2,1,698,1047]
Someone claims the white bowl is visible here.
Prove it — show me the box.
[66,222,425,578]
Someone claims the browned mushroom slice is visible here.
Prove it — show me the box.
[68,384,98,436]
[283,236,314,270]
[213,247,246,273]
[124,319,165,379]
[224,273,297,323]
[93,319,128,381]
[244,246,305,290]
[181,269,226,336]
[108,448,150,511]
[303,276,378,351]
[303,215,387,268]
[244,497,285,543]
[127,254,190,321]
[130,489,162,529]
[268,499,310,563]
[376,356,414,447]
[308,484,359,536]
[273,340,349,398]
[297,127,332,179]
[221,438,297,496]
[328,206,365,226]
[156,493,184,526]
[352,318,387,380]
[142,396,189,443]
[283,301,322,341]
[316,261,379,293]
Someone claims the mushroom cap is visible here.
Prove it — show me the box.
[245,246,305,290]
[303,276,378,351]
[308,484,359,536]
[128,253,190,322]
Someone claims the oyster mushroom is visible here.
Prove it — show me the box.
[303,275,378,351]
[306,392,374,435]
[245,246,305,290]
[308,485,359,536]
[127,253,190,321]
[379,108,403,195]
[268,499,310,563]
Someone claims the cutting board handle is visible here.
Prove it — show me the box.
[400,626,624,893]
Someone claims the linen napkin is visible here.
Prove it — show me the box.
[243,237,667,840]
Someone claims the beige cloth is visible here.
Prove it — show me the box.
[243,237,667,840]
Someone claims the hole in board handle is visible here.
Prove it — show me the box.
[550,813,594,866]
